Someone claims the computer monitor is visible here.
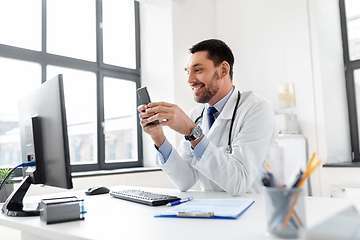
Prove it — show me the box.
[1,74,73,216]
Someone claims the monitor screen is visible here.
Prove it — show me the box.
[18,74,72,189]
[2,74,73,216]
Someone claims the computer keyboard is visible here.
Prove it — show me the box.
[110,189,181,206]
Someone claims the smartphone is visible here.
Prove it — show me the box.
[136,86,159,125]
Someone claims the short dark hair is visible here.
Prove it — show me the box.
[189,39,234,80]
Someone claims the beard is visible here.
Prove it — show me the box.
[193,71,221,104]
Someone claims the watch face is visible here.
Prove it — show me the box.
[185,126,202,141]
[192,126,202,139]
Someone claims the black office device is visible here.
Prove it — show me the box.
[110,189,181,206]
[1,74,73,217]
[136,86,159,125]
[136,86,152,106]
[85,186,110,195]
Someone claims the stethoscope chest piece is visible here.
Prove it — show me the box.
[225,145,232,155]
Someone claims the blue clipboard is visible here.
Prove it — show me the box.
[155,198,255,219]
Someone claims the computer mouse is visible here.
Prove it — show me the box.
[85,186,110,195]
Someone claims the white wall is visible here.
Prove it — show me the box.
[216,0,317,148]
[215,0,321,194]
[308,0,355,197]
[140,0,175,167]
[172,0,217,145]
[139,0,216,165]
[139,0,358,197]
[214,0,351,196]
[309,0,351,166]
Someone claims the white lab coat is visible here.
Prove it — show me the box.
[156,87,278,196]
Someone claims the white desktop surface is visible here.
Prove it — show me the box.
[0,186,357,240]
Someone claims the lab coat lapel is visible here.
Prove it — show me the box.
[220,87,240,121]
[206,87,239,138]
[202,104,211,136]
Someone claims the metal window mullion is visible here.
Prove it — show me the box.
[345,66,360,161]
[339,0,360,161]
[97,71,105,169]
[134,1,141,72]
[339,0,350,63]
[348,60,360,69]
[0,44,100,74]
[41,0,47,83]
[96,0,103,67]
[96,0,106,168]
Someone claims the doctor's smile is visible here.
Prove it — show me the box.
[191,85,203,93]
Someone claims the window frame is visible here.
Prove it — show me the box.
[0,0,143,173]
[339,0,360,161]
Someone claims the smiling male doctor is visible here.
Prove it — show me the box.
[138,39,278,196]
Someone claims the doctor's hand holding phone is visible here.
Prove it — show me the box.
[137,86,159,126]
[137,86,167,149]
[136,86,199,149]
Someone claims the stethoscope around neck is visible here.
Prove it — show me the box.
[194,91,241,154]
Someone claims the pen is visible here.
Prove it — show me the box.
[166,197,193,207]
[282,154,320,229]
[262,168,276,187]
[177,212,214,218]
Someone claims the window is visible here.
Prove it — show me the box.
[339,0,360,161]
[102,0,136,69]
[0,0,42,51]
[47,66,97,165]
[103,77,138,163]
[47,0,96,62]
[0,0,142,174]
[0,58,41,168]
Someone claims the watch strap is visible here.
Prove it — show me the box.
[184,126,202,141]
[185,134,196,141]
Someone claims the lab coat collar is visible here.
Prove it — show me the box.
[218,86,240,120]
[200,86,241,133]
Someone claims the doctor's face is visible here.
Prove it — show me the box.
[185,51,222,105]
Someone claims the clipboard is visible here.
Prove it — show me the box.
[155,198,254,219]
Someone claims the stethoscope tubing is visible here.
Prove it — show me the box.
[194,91,241,154]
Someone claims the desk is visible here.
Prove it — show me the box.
[0,186,357,240]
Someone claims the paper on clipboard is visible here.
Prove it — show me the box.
[155,198,254,219]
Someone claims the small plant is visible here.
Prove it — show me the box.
[0,168,15,185]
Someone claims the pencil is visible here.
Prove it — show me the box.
[297,159,320,187]
[282,156,320,229]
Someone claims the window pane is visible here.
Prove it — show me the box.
[47,66,97,165]
[104,77,138,163]
[345,0,360,60]
[47,0,96,61]
[103,0,136,69]
[0,0,41,51]
[0,57,41,168]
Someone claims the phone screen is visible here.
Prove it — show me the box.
[137,86,151,105]
[136,87,159,125]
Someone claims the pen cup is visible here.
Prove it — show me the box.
[262,187,306,239]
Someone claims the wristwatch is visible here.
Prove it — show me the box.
[185,126,203,141]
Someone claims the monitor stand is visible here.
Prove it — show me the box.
[1,175,39,216]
